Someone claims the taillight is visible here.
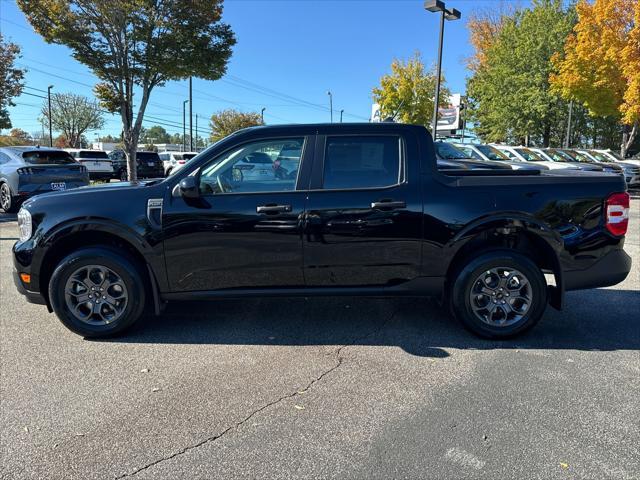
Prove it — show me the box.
[177,160,186,164]
[17,167,34,175]
[605,192,630,236]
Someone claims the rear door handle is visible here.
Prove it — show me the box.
[370,200,406,210]
[256,204,292,214]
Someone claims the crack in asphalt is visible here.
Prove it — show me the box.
[114,310,397,479]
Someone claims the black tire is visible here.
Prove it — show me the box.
[0,182,18,213]
[48,247,147,338]
[119,169,128,182]
[449,250,547,339]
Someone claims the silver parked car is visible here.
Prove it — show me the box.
[0,146,89,213]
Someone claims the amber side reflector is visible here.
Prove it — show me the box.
[20,273,31,284]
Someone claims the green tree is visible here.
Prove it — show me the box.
[371,52,450,129]
[142,125,171,144]
[467,0,577,146]
[0,34,26,130]
[40,92,104,148]
[18,0,235,180]
[210,109,263,142]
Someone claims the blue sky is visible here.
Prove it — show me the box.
[1,0,523,140]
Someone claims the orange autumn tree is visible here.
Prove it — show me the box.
[466,5,513,73]
[551,0,640,156]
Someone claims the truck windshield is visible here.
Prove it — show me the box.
[558,150,592,163]
[514,148,544,161]
[435,142,468,160]
[476,145,509,161]
[22,150,76,165]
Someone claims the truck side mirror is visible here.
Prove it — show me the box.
[179,176,199,198]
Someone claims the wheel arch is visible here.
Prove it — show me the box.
[444,214,564,309]
[36,221,162,312]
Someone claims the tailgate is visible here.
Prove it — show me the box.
[79,159,113,173]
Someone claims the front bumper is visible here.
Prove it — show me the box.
[12,268,47,305]
[564,248,632,291]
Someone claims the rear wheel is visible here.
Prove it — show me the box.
[119,169,128,182]
[449,250,547,338]
[48,247,147,337]
[0,182,17,213]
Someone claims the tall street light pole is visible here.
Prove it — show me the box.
[183,100,188,152]
[189,77,193,151]
[261,107,266,124]
[327,91,333,123]
[340,109,344,123]
[424,0,461,140]
[195,114,199,150]
[47,85,54,146]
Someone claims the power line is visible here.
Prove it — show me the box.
[16,92,215,136]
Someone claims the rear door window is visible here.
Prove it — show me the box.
[322,136,401,190]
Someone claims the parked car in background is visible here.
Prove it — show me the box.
[531,148,603,172]
[434,142,512,170]
[108,150,164,180]
[455,143,548,171]
[559,149,624,176]
[493,145,578,170]
[596,149,640,167]
[0,146,89,213]
[159,151,199,176]
[540,148,603,172]
[577,149,640,186]
[64,149,113,181]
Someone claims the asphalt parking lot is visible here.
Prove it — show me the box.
[1,198,638,480]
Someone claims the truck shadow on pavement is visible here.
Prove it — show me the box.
[100,287,640,357]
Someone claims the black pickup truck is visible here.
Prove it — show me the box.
[12,123,632,338]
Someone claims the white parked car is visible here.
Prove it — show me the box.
[159,151,199,176]
[454,143,548,170]
[492,145,578,170]
[64,149,113,181]
[580,150,640,186]
[593,149,640,168]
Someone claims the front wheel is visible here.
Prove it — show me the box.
[48,247,147,337]
[449,250,547,339]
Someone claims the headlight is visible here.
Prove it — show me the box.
[17,208,32,242]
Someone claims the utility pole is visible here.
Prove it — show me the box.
[564,100,573,148]
[340,109,344,123]
[189,77,193,151]
[195,114,199,150]
[47,85,54,146]
[182,100,188,152]
[327,91,333,123]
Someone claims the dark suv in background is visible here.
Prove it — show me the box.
[108,150,164,181]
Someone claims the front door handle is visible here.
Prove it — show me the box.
[371,200,406,210]
[257,204,292,214]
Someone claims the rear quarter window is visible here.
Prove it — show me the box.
[322,136,402,190]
